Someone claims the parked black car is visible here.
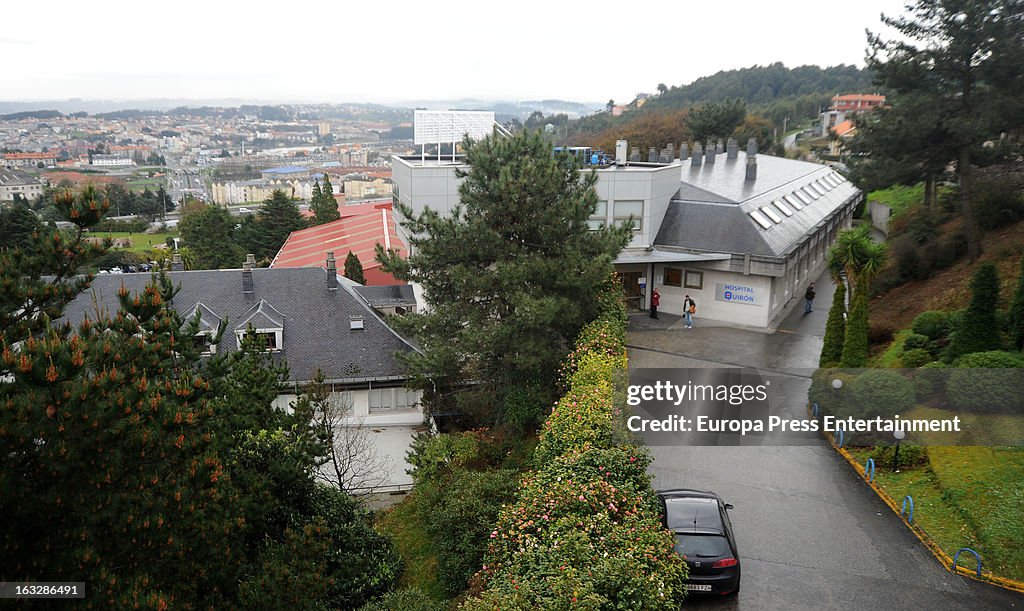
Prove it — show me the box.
[658,489,740,596]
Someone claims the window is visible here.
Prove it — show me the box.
[664,267,683,287]
[817,178,833,192]
[193,332,217,356]
[613,200,643,231]
[369,387,419,412]
[760,206,783,224]
[236,329,282,352]
[588,200,608,230]
[773,200,794,216]
[684,270,704,290]
[794,190,812,205]
[749,210,773,229]
[784,194,803,210]
[809,182,826,197]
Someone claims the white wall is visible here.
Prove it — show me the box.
[653,262,774,327]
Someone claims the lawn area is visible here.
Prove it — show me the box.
[125,177,164,192]
[847,444,1024,581]
[375,495,447,601]
[94,231,177,253]
[871,329,911,367]
[868,183,925,220]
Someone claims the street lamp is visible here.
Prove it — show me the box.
[892,429,906,471]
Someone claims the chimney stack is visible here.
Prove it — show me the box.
[648,147,658,163]
[242,253,255,294]
[171,253,184,272]
[716,138,724,154]
[615,139,628,166]
[726,138,739,160]
[325,251,338,290]
[630,147,641,162]
[705,140,716,165]
[745,139,758,182]
[679,143,688,162]
[691,142,703,167]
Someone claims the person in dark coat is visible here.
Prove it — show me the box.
[650,288,660,319]
[804,282,816,314]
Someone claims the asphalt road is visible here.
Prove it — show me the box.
[629,272,1023,609]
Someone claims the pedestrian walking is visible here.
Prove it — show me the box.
[804,282,816,314]
[650,288,660,319]
[683,295,696,328]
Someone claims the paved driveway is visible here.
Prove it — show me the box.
[629,272,1023,609]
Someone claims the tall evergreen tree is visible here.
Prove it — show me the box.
[344,250,366,284]
[866,0,1024,260]
[310,175,340,226]
[0,200,42,252]
[819,251,847,367]
[240,189,306,261]
[1008,257,1024,351]
[377,130,631,420]
[179,204,245,269]
[948,262,1003,360]
[832,226,887,367]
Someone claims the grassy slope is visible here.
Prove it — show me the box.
[375,495,447,601]
[96,231,177,253]
[870,218,1024,333]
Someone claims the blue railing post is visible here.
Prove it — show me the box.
[865,458,875,483]
[836,428,845,448]
[901,495,914,523]
[812,402,819,417]
[952,548,982,577]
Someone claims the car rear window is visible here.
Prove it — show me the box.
[674,534,731,558]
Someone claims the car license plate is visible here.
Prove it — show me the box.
[686,584,712,592]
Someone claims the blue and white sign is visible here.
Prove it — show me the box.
[715,282,762,306]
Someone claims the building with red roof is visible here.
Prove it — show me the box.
[271,200,406,286]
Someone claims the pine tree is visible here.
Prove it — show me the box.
[1008,257,1024,351]
[948,262,1003,360]
[866,0,1024,260]
[377,130,632,420]
[310,174,340,226]
[344,250,366,284]
[840,281,870,367]
[820,281,846,367]
[179,203,245,269]
[241,189,306,261]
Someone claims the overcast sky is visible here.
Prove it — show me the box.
[5,0,902,106]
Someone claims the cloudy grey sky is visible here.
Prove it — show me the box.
[5,0,902,104]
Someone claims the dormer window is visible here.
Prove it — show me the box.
[182,302,222,357]
[234,299,286,353]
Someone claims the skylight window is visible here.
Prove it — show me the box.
[817,179,832,192]
[773,200,794,216]
[784,194,803,210]
[795,190,812,205]
[801,186,819,200]
[749,210,773,229]
[761,206,783,223]
[808,183,825,197]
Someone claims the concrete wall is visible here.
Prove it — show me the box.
[867,200,891,236]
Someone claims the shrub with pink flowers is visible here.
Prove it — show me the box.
[462,286,687,609]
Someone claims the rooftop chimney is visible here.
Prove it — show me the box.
[691,142,703,167]
[726,138,739,160]
[716,138,724,154]
[242,253,255,294]
[615,139,628,166]
[325,251,338,290]
[666,143,675,161]
[679,143,688,162]
[648,147,657,163]
[705,141,716,165]
[171,253,184,272]
[745,139,758,182]
[630,147,641,162]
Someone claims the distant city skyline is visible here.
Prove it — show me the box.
[6,0,899,107]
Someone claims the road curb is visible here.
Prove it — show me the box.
[809,404,1024,594]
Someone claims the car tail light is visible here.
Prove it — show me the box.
[712,557,737,569]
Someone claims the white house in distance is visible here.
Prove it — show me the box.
[391,114,861,329]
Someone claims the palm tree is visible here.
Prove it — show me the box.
[831,226,888,367]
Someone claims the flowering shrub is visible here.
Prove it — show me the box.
[533,383,616,465]
[462,276,687,609]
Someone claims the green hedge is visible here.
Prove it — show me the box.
[463,285,686,609]
[948,351,1024,412]
[911,310,950,340]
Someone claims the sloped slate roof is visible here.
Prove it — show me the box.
[655,152,860,257]
[352,285,416,308]
[61,267,417,383]
[182,302,222,333]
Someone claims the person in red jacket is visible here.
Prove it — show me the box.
[650,288,660,319]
